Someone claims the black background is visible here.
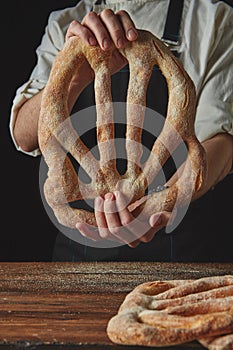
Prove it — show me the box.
[1,0,233,262]
[1,0,77,261]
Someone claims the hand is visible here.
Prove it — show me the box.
[76,191,173,248]
[66,9,138,50]
[65,9,138,87]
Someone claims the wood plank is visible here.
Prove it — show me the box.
[1,262,232,293]
[0,262,232,349]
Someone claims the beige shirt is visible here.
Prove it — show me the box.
[9,0,233,157]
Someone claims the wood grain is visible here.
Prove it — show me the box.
[0,262,232,349]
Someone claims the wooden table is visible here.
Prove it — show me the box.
[0,262,232,349]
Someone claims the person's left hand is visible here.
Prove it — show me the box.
[76,191,172,247]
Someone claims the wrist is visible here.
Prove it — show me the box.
[68,70,94,111]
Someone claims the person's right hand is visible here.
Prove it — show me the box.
[76,191,175,248]
[65,9,138,86]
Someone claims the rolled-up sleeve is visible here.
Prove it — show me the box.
[195,21,233,142]
[9,14,64,156]
[9,2,88,156]
[9,80,47,157]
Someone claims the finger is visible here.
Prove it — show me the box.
[104,192,121,226]
[104,193,136,245]
[116,10,138,41]
[139,228,157,243]
[77,222,122,244]
[94,196,110,239]
[66,20,97,46]
[114,191,151,240]
[149,211,171,229]
[82,11,112,50]
[76,222,101,241]
[114,190,133,225]
[95,196,128,243]
[128,239,141,248]
[99,9,127,49]
[128,195,148,212]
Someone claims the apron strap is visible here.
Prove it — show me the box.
[93,0,184,48]
[161,0,184,46]
[94,0,103,4]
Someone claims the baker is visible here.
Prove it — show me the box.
[9,0,233,262]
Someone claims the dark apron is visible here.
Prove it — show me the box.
[52,0,233,262]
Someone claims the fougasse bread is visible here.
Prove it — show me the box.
[107,275,233,349]
[38,29,206,230]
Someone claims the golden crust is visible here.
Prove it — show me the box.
[199,334,233,350]
[38,29,207,228]
[106,275,233,348]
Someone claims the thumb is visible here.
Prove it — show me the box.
[149,211,171,229]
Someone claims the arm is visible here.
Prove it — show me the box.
[13,72,91,153]
[13,90,42,153]
[200,133,233,192]
[166,133,233,200]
